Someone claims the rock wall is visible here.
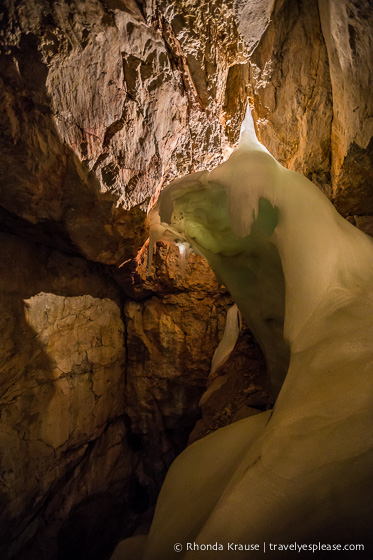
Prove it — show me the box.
[0,0,248,265]
[246,0,373,229]
[247,0,333,193]
[0,0,371,258]
[0,0,372,559]
[115,241,268,472]
[0,232,133,560]
[319,0,373,216]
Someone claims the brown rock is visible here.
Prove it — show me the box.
[0,232,134,560]
[319,0,373,212]
[1,2,372,559]
[354,215,373,237]
[188,325,267,444]
[114,240,221,299]
[247,0,333,194]
[123,285,233,486]
[0,0,249,265]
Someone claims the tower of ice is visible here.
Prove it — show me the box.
[115,105,373,559]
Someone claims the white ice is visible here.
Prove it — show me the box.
[112,106,373,559]
[210,304,241,376]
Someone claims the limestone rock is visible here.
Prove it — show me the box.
[123,284,233,490]
[0,0,247,265]
[246,0,333,194]
[189,325,267,444]
[116,239,269,493]
[0,231,266,559]
[354,215,373,238]
[114,241,222,299]
[245,0,373,214]
[0,0,371,251]
[319,0,373,214]
[1,1,372,559]
[0,232,135,560]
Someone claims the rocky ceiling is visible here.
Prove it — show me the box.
[0,1,372,559]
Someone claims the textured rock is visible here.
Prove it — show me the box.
[319,0,373,213]
[0,231,267,560]
[0,232,136,560]
[114,240,222,299]
[116,240,268,493]
[0,0,371,254]
[354,214,373,238]
[0,0,248,265]
[188,325,267,444]
[122,247,233,492]
[246,0,333,194]
[245,0,373,212]
[234,0,275,54]
[124,293,218,442]
[0,2,252,556]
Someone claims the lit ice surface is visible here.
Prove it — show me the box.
[117,106,373,559]
[210,304,241,376]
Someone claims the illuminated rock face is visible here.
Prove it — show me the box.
[141,111,373,558]
[0,232,137,560]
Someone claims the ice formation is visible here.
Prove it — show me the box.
[114,105,373,559]
[210,304,241,376]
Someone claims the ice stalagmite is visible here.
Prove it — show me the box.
[137,105,373,559]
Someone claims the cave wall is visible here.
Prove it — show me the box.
[0,0,248,264]
[0,232,135,560]
[0,0,372,559]
[247,0,373,225]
